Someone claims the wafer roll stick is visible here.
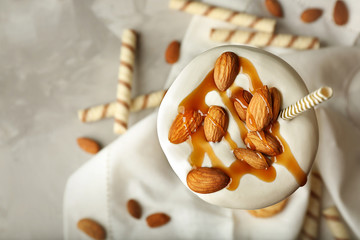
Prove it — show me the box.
[280,87,333,120]
[323,206,351,240]
[169,0,276,33]
[114,29,137,134]
[210,28,320,50]
[78,90,167,123]
[299,171,323,240]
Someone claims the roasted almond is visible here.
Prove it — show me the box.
[187,167,230,194]
[233,89,253,122]
[245,131,282,156]
[246,85,273,131]
[165,40,180,64]
[146,213,171,228]
[301,8,323,23]
[127,199,142,219]
[270,87,281,123]
[214,52,240,91]
[204,106,228,142]
[333,0,348,26]
[77,137,101,154]
[265,0,283,18]
[234,148,270,170]
[168,109,203,144]
[77,218,106,240]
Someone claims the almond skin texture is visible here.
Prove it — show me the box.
[165,40,180,64]
[265,0,283,18]
[245,131,282,156]
[187,167,230,194]
[234,89,252,122]
[301,8,323,23]
[214,52,240,91]
[204,106,228,142]
[146,213,171,228]
[77,137,101,154]
[247,198,288,218]
[168,110,203,144]
[234,148,270,170]
[246,85,273,131]
[77,218,106,240]
[333,0,349,26]
[270,87,281,123]
[127,199,142,219]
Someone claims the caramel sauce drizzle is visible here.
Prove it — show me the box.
[178,57,306,190]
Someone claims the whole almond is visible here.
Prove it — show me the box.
[214,52,240,91]
[146,213,171,228]
[165,40,180,64]
[265,0,283,18]
[127,199,142,219]
[168,109,203,144]
[234,148,270,169]
[233,89,253,122]
[77,218,106,240]
[270,87,281,123]
[301,8,323,23]
[245,131,282,156]
[187,167,230,194]
[204,106,228,142]
[246,85,273,131]
[77,137,101,154]
[333,0,348,26]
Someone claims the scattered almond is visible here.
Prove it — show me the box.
[187,167,230,194]
[168,109,203,144]
[165,40,180,64]
[77,218,106,240]
[247,198,288,218]
[204,106,228,142]
[270,87,281,123]
[233,89,253,122]
[245,131,282,156]
[214,52,240,91]
[146,213,171,228]
[333,0,349,26]
[301,8,323,23]
[246,85,273,131]
[127,199,142,219]
[234,148,270,170]
[265,0,283,18]
[77,137,101,154]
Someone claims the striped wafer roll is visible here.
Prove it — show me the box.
[323,206,351,240]
[280,87,333,120]
[299,171,323,240]
[78,90,167,123]
[169,0,276,33]
[210,28,320,50]
[114,29,137,134]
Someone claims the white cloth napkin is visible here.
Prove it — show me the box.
[64,0,360,239]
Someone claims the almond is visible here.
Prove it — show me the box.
[77,137,101,154]
[265,0,283,18]
[168,109,203,144]
[186,167,230,194]
[204,106,228,142]
[214,52,240,91]
[245,131,282,156]
[165,40,180,64]
[270,87,281,123]
[301,8,323,23]
[233,89,253,122]
[246,85,273,131]
[127,199,142,219]
[234,148,270,170]
[333,0,348,26]
[146,213,171,228]
[77,218,106,240]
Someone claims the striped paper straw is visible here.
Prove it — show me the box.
[323,206,351,240]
